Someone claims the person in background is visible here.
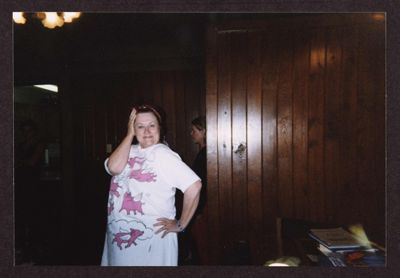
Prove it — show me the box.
[101,104,202,266]
[15,119,45,263]
[186,116,208,264]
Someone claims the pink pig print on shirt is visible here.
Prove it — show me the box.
[127,157,157,182]
[119,192,145,215]
[112,228,144,250]
[109,179,121,197]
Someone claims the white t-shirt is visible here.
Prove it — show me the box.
[101,143,200,266]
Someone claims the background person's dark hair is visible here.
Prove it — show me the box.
[191,116,206,131]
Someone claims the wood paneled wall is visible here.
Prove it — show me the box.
[72,70,205,165]
[206,14,385,264]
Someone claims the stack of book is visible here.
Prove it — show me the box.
[309,227,362,251]
[309,227,385,267]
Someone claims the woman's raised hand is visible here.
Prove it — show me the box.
[127,108,136,137]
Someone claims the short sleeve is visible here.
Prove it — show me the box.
[154,145,200,192]
[104,145,136,177]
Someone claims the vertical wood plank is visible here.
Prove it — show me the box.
[247,31,263,263]
[205,24,220,264]
[261,30,280,256]
[174,71,187,160]
[183,72,192,163]
[153,71,163,107]
[276,29,294,218]
[106,82,118,151]
[340,26,359,226]
[199,72,206,117]
[292,29,310,220]
[143,72,155,105]
[163,72,177,149]
[135,72,145,104]
[184,72,200,163]
[308,28,326,222]
[173,71,186,233]
[324,27,344,225]
[230,32,248,242]
[217,32,233,261]
[115,76,133,142]
[357,26,375,225]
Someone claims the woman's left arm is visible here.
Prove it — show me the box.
[178,180,202,229]
[154,180,202,238]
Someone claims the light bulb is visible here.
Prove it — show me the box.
[63,12,81,23]
[13,12,26,24]
[42,12,64,29]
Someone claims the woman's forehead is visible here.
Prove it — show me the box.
[135,112,158,123]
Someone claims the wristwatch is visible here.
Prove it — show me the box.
[176,219,185,233]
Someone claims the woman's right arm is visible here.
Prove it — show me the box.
[106,108,136,175]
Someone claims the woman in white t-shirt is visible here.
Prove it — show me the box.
[101,104,202,266]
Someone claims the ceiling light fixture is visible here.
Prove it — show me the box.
[13,12,82,29]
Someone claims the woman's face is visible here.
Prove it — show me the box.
[134,112,160,148]
[190,125,205,145]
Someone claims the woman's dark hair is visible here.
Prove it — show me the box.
[191,116,206,131]
[133,104,167,144]
[135,104,162,125]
